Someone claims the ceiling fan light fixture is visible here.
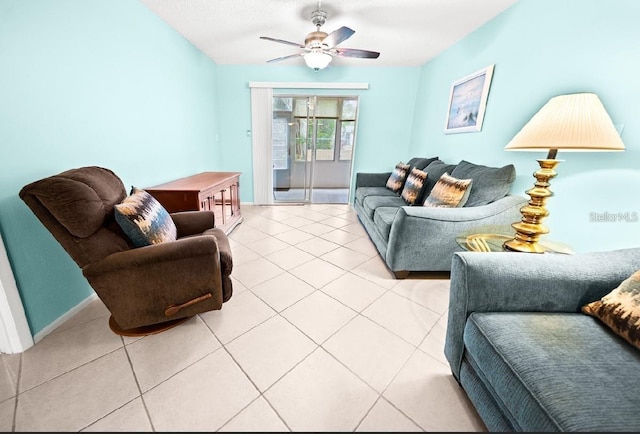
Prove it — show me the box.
[304,50,332,71]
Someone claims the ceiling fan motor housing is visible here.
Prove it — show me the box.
[305,31,329,48]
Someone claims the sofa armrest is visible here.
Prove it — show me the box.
[384,195,527,271]
[171,211,215,237]
[401,195,527,222]
[355,172,392,188]
[444,248,640,379]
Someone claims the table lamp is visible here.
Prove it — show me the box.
[503,92,625,253]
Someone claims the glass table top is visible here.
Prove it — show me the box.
[456,225,574,254]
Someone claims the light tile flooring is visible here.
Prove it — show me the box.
[273,188,349,204]
[0,204,486,432]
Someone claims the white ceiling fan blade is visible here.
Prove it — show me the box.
[334,48,380,59]
[266,52,306,63]
[260,36,305,49]
[322,26,354,48]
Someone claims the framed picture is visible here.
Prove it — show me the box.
[444,64,494,134]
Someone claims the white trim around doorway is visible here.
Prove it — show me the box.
[0,232,33,353]
[249,82,369,90]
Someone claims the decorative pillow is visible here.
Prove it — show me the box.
[420,160,458,203]
[582,270,640,351]
[385,162,411,193]
[423,173,473,208]
[401,167,428,205]
[114,187,177,247]
[450,160,516,207]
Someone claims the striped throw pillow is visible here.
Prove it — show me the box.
[386,162,411,193]
[423,173,473,208]
[582,269,640,351]
[401,167,428,205]
[114,187,177,247]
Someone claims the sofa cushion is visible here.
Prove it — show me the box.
[114,187,177,247]
[407,156,439,171]
[355,186,398,207]
[362,195,406,220]
[450,160,516,207]
[421,160,458,203]
[464,312,640,431]
[423,173,472,208]
[385,162,411,193]
[582,269,640,351]
[401,167,428,205]
[373,207,399,241]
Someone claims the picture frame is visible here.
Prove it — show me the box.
[444,64,494,134]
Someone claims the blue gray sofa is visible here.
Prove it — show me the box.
[354,157,527,277]
[445,248,640,432]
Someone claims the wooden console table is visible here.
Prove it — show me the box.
[146,172,242,235]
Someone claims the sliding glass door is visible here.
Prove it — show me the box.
[272,96,314,202]
[271,95,357,204]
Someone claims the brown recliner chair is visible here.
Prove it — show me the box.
[19,166,233,336]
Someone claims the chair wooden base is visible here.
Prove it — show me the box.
[108,315,189,337]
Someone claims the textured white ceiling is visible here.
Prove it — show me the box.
[139,0,518,67]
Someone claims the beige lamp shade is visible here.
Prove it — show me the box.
[505,93,625,152]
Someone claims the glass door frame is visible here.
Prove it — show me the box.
[272,95,317,204]
[272,93,358,205]
[302,95,317,203]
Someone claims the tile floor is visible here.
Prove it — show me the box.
[0,204,486,432]
[272,188,349,204]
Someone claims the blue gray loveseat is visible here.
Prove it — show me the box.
[445,248,640,431]
[354,157,527,277]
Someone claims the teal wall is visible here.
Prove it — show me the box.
[410,0,640,253]
[215,65,421,202]
[0,0,221,336]
[5,0,640,339]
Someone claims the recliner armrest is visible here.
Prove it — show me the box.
[83,235,220,276]
[82,235,225,330]
[170,211,215,237]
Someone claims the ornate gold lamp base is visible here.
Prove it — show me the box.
[503,156,561,253]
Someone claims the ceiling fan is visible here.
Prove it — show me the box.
[259,1,380,71]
